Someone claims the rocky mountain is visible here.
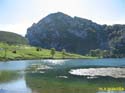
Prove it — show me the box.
[0,31,28,45]
[26,12,125,55]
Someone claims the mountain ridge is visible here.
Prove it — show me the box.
[26,12,125,56]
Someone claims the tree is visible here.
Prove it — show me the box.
[50,48,55,58]
[89,50,96,56]
[95,49,101,57]
[62,49,66,59]
[0,43,9,59]
[102,50,110,58]
[89,49,102,58]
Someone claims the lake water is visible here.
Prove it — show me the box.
[0,58,125,93]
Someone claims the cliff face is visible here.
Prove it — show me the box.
[26,12,125,54]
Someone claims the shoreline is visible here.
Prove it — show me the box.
[0,57,125,62]
[0,57,98,62]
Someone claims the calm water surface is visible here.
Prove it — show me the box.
[0,58,125,93]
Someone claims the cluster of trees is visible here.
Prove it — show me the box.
[89,49,110,58]
[89,47,125,58]
[50,48,66,59]
[36,47,67,59]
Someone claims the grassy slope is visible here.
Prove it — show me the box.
[0,31,27,45]
[0,45,97,61]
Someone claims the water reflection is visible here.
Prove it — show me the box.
[0,59,125,93]
[0,76,31,93]
[42,59,68,65]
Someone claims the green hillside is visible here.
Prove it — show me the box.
[0,43,96,61]
[0,31,28,45]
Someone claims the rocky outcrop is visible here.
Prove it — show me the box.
[26,12,125,54]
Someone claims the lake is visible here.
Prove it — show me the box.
[0,58,125,93]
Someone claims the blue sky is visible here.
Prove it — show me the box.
[0,0,125,36]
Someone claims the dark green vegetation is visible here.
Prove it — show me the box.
[0,31,28,45]
[0,43,96,61]
[89,49,111,58]
[0,71,19,82]
[26,12,125,58]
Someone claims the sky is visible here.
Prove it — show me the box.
[0,0,125,36]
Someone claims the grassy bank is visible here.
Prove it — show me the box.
[0,44,97,61]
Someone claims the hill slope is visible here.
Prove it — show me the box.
[0,31,28,45]
[0,44,96,61]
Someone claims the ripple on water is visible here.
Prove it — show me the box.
[43,59,68,65]
[69,67,125,78]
